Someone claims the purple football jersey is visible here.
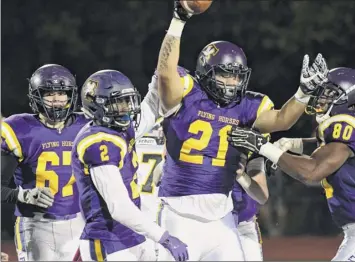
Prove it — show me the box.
[159,70,274,197]
[72,122,145,252]
[232,183,258,223]
[1,113,88,219]
[316,113,355,227]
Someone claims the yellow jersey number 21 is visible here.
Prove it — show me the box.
[179,120,232,167]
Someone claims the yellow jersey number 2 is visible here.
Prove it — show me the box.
[179,119,232,167]
[35,151,76,197]
[96,143,140,200]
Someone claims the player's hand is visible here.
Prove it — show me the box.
[159,231,189,261]
[236,153,247,177]
[299,53,329,94]
[17,187,54,208]
[273,137,303,155]
[228,126,268,154]
[173,1,192,22]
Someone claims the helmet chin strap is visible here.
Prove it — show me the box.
[81,107,94,119]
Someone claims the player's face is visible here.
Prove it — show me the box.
[215,73,242,87]
[107,96,132,116]
[43,91,68,109]
[315,88,338,113]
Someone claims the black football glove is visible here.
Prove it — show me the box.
[173,1,192,22]
[228,126,268,154]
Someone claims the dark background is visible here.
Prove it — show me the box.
[2,0,355,242]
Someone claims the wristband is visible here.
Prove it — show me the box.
[167,18,185,38]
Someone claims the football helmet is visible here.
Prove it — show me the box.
[305,67,355,123]
[195,41,251,105]
[28,64,78,122]
[81,70,141,129]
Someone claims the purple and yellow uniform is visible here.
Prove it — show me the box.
[317,113,355,228]
[1,113,88,219]
[160,69,274,199]
[1,113,88,260]
[72,122,145,257]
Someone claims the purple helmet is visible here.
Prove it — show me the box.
[195,41,251,105]
[306,67,355,123]
[81,70,141,129]
[28,64,78,122]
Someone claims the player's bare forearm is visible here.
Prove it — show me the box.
[277,154,318,183]
[244,171,269,205]
[277,142,351,183]
[254,97,306,133]
[157,34,184,112]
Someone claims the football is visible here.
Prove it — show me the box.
[179,0,213,15]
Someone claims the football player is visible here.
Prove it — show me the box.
[228,67,355,261]
[72,70,188,261]
[153,1,329,260]
[1,64,87,261]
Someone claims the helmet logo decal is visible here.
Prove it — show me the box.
[85,79,98,101]
[201,44,219,65]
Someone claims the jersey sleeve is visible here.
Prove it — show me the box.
[178,67,195,99]
[255,95,274,119]
[1,118,24,162]
[241,92,274,147]
[318,114,355,153]
[242,92,274,128]
[76,132,128,168]
[153,66,195,117]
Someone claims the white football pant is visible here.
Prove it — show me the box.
[237,217,263,261]
[332,222,355,261]
[156,201,245,261]
[14,213,84,261]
